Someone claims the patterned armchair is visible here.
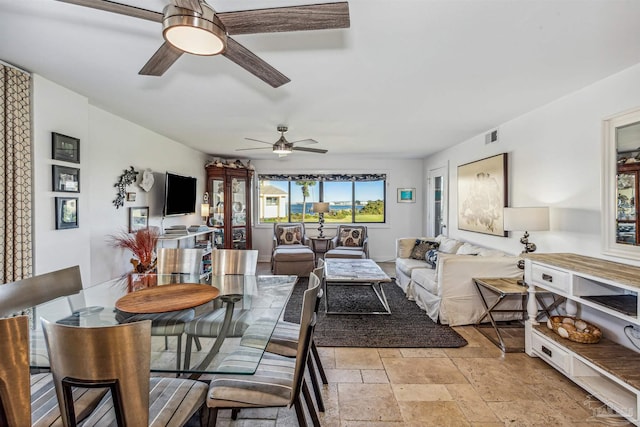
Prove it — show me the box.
[325,225,369,259]
[271,222,315,276]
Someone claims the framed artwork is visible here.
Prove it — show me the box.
[126,192,136,202]
[129,206,149,232]
[52,165,80,193]
[52,132,80,163]
[397,188,416,203]
[457,153,508,236]
[55,197,78,229]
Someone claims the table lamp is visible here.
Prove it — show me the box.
[503,207,549,270]
[312,202,330,238]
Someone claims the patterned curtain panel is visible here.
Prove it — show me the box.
[259,173,387,182]
[0,64,32,283]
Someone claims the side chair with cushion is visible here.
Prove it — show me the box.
[240,263,328,412]
[183,249,258,371]
[0,316,106,427]
[271,222,316,277]
[325,225,369,259]
[41,318,208,426]
[206,273,322,427]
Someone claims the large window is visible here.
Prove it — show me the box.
[258,173,386,224]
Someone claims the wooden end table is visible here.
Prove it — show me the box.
[309,236,332,265]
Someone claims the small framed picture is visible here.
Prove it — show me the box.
[129,206,149,232]
[52,132,80,163]
[126,192,136,202]
[397,188,416,203]
[55,197,78,229]
[52,165,80,193]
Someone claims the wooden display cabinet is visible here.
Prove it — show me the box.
[205,165,253,249]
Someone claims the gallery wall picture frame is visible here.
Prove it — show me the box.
[55,197,79,230]
[397,188,416,203]
[52,132,80,163]
[457,153,508,237]
[52,165,80,193]
[129,206,149,233]
[126,192,136,202]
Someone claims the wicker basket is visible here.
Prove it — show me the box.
[547,316,602,344]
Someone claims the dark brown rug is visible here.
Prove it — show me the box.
[283,279,468,348]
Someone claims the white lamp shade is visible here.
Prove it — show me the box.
[312,202,330,213]
[201,203,210,217]
[503,207,549,232]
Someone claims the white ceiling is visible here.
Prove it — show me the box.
[2,0,640,159]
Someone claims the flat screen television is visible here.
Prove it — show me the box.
[163,172,197,216]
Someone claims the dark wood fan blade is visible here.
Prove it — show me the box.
[218,2,350,35]
[245,138,275,146]
[172,0,202,14]
[139,43,184,76]
[55,0,163,22]
[223,38,290,88]
[288,139,318,145]
[292,146,328,154]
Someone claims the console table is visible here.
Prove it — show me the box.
[524,253,640,426]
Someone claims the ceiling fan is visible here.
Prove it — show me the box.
[55,0,350,87]
[237,125,328,155]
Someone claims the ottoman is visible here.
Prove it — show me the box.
[324,248,367,259]
[272,246,315,277]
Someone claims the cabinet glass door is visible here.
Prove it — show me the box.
[231,178,247,249]
[617,172,636,244]
[210,179,225,248]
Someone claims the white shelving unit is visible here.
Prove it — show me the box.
[524,253,640,426]
[157,228,214,277]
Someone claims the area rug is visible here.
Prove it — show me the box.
[283,279,468,348]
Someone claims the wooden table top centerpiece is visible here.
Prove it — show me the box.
[115,283,219,314]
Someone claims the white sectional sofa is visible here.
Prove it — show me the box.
[395,235,523,326]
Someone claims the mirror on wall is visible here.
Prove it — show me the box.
[602,108,640,259]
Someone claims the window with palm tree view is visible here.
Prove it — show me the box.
[258,173,386,224]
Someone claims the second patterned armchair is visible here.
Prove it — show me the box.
[325,225,369,259]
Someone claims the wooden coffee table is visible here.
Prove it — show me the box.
[323,258,392,315]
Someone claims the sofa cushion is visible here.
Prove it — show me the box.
[411,268,438,295]
[456,242,482,255]
[437,237,463,254]
[339,228,363,247]
[278,226,303,245]
[396,257,429,276]
[273,246,314,261]
[410,240,438,260]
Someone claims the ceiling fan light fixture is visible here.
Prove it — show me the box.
[273,141,293,154]
[162,5,227,56]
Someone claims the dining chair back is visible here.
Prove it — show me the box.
[211,249,258,275]
[0,316,31,425]
[157,248,203,276]
[42,319,152,426]
[0,266,82,317]
[42,319,208,426]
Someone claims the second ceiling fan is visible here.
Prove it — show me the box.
[237,125,328,155]
[56,0,350,87]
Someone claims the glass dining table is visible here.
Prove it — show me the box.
[29,273,298,379]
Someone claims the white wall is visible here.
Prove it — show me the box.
[32,75,209,286]
[424,62,640,265]
[249,157,425,262]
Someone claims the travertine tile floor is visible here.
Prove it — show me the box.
[207,262,633,426]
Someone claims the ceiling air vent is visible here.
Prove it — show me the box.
[485,129,499,145]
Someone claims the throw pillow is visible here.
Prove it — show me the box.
[456,242,481,256]
[339,228,363,247]
[279,226,302,245]
[425,249,438,269]
[410,239,438,260]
